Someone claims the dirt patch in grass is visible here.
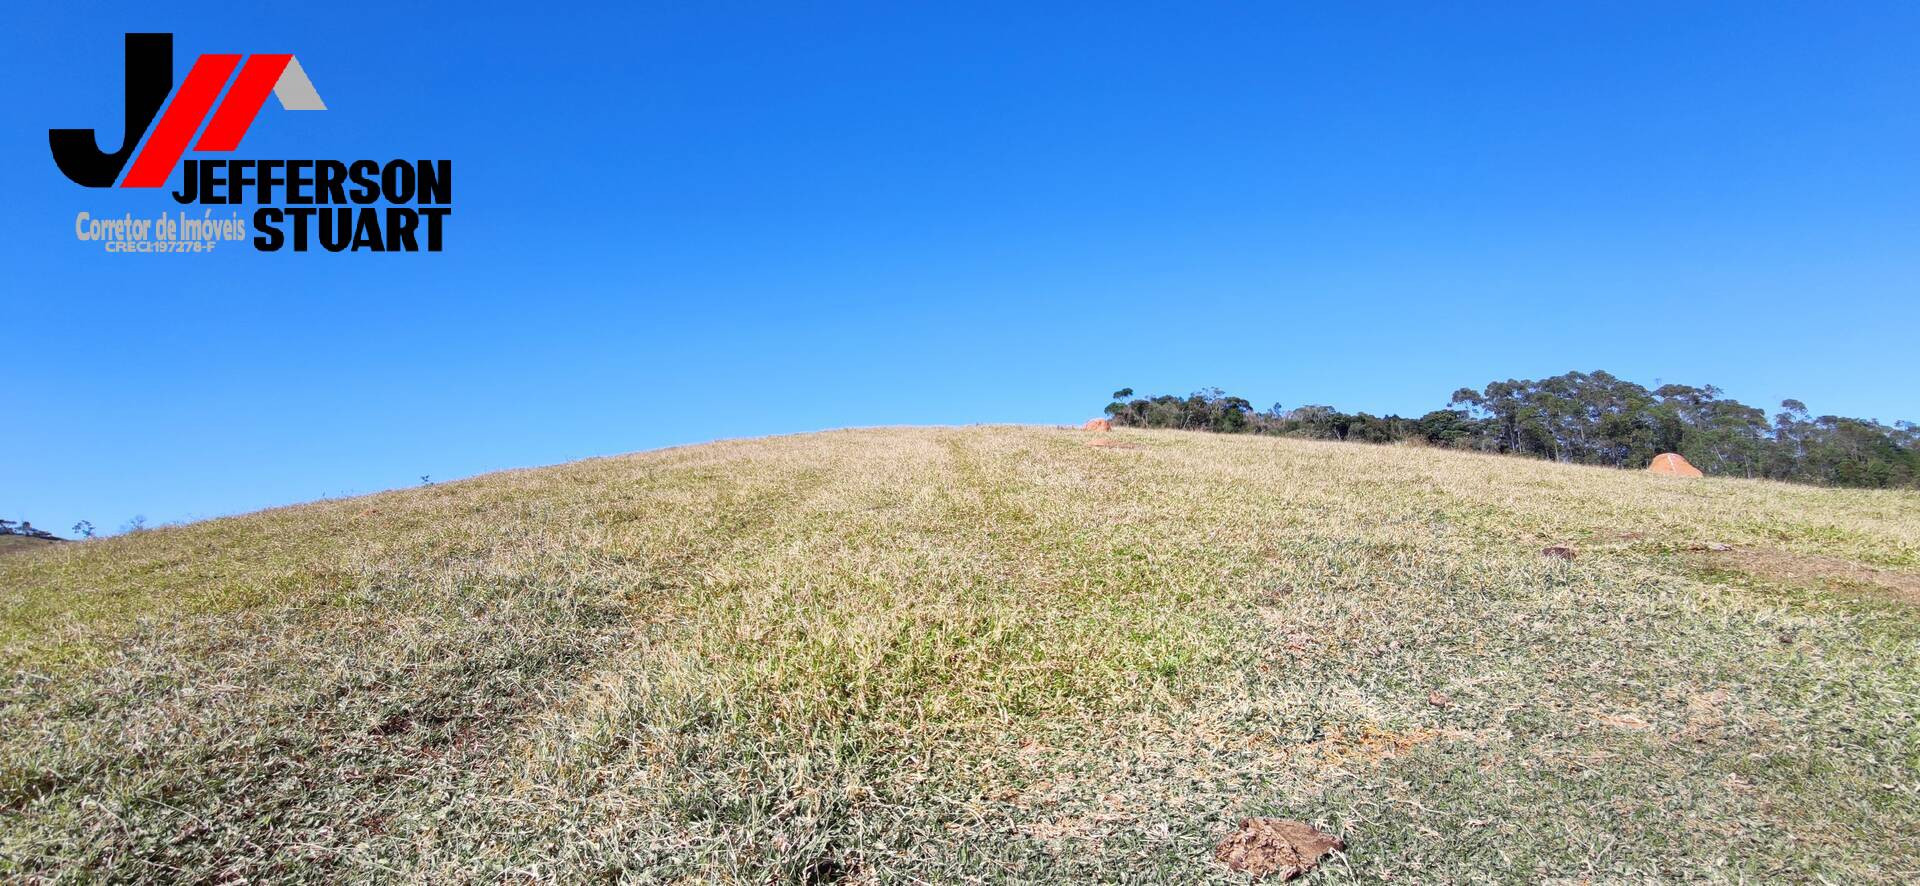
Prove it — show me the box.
[1215,818,1344,879]
[1284,725,1460,767]
[1701,547,1920,604]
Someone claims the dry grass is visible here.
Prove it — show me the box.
[3,426,1917,882]
[0,536,59,558]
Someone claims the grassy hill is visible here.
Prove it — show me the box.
[3,426,1917,882]
[0,534,61,557]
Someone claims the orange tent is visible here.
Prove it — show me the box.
[1083,418,1113,432]
[1647,453,1703,478]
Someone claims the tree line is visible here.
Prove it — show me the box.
[1101,370,1920,488]
[0,519,63,541]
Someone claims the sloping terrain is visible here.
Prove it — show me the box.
[0,535,60,557]
[3,426,1917,882]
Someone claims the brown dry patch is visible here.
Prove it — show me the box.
[1678,688,1732,743]
[1022,810,1131,841]
[1702,547,1920,605]
[1215,818,1343,879]
[1286,725,1457,767]
[1597,713,1652,732]
[1086,438,1142,450]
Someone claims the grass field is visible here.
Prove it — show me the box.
[0,535,60,558]
[3,426,1917,882]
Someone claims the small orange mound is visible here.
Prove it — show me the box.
[1083,418,1112,432]
[1648,453,1703,478]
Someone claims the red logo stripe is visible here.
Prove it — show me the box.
[120,53,240,188]
[195,54,291,152]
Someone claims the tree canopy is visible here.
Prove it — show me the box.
[1102,371,1920,488]
[0,520,63,541]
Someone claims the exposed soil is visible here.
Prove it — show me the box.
[1648,453,1704,478]
[1215,818,1344,879]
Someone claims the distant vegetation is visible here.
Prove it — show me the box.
[1103,370,1920,488]
[0,519,62,541]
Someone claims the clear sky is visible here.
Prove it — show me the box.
[5,2,1918,535]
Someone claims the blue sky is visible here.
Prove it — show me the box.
[4,2,1918,535]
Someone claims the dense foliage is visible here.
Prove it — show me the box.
[1101,372,1920,488]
